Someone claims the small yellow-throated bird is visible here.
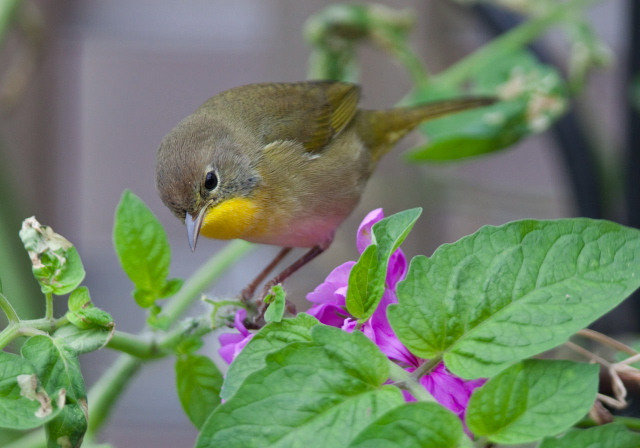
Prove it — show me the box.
[156,81,493,300]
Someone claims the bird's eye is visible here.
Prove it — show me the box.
[204,171,218,190]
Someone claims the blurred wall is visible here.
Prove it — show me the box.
[0,0,626,445]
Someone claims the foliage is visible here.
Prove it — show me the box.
[0,1,636,448]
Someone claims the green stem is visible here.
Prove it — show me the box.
[3,429,45,448]
[106,330,160,359]
[390,42,430,87]
[436,0,599,87]
[82,240,254,439]
[0,323,19,349]
[577,416,640,432]
[0,0,21,47]
[0,291,19,323]
[410,355,442,381]
[44,292,53,320]
[162,240,254,325]
[388,361,436,403]
[85,355,143,441]
[0,316,63,349]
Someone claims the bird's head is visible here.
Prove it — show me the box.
[155,113,262,250]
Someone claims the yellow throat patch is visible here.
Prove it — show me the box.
[200,197,260,240]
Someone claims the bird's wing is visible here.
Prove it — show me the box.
[207,81,361,154]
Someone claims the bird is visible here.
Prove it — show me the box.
[155,81,494,307]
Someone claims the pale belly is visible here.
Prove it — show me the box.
[243,211,351,248]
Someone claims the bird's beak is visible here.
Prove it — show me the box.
[185,208,207,252]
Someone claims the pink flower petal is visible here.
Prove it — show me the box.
[233,308,250,337]
[306,303,349,327]
[386,249,408,289]
[415,363,486,418]
[218,309,254,364]
[341,318,358,333]
[357,208,385,254]
[362,290,418,366]
[218,333,248,364]
[306,261,355,305]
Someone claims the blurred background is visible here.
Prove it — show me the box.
[0,0,632,445]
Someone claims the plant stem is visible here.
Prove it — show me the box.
[162,240,254,326]
[106,330,160,359]
[0,316,64,349]
[0,323,19,349]
[81,240,253,439]
[577,416,640,431]
[84,355,143,441]
[44,292,53,320]
[3,429,45,448]
[410,355,442,381]
[0,0,21,47]
[388,361,436,403]
[0,291,19,323]
[436,0,599,87]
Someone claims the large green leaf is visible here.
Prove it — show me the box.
[538,423,640,448]
[348,402,468,448]
[220,313,318,401]
[346,208,421,321]
[113,190,183,308]
[466,360,598,444]
[21,336,87,448]
[176,354,223,430]
[406,51,567,162]
[198,325,403,448]
[45,403,87,448]
[0,351,63,429]
[388,218,640,379]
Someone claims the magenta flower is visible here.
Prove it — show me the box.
[305,208,485,427]
[405,363,486,420]
[218,308,253,364]
[306,208,407,324]
[306,261,354,327]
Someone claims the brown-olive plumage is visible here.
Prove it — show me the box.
[155,81,493,300]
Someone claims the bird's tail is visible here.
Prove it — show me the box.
[355,97,495,161]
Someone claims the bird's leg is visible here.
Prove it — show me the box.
[253,244,328,325]
[240,247,292,302]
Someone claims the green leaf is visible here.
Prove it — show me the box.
[113,190,178,308]
[346,208,421,321]
[160,277,183,298]
[349,402,466,448]
[21,336,88,446]
[466,360,599,444]
[19,217,85,295]
[176,354,223,430]
[21,336,86,402]
[46,402,86,448]
[176,335,204,355]
[388,218,640,379]
[0,351,64,429]
[53,324,114,355]
[539,423,640,448]
[221,313,318,401]
[406,51,566,162]
[66,287,114,330]
[264,285,286,323]
[67,287,90,311]
[345,245,378,318]
[199,326,403,448]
